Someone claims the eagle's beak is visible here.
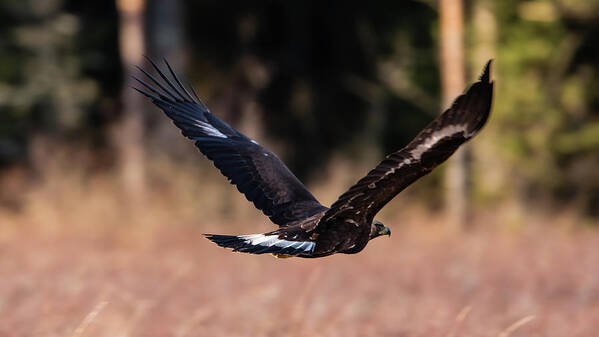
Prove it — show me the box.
[379,226,391,237]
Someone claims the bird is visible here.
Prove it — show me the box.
[133,58,494,259]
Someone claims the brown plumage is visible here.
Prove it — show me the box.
[134,58,494,258]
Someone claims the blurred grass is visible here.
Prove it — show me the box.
[1,206,598,336]
[1,151,599,336]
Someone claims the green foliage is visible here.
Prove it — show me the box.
[492,0,599,213]
[0,1,94,130]
[0,0,120,164]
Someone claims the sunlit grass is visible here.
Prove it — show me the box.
[0,155,598,336]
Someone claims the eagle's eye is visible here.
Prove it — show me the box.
[372,220,390,237]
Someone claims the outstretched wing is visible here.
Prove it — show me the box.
[323,60,494,223]
[133,58,328,226]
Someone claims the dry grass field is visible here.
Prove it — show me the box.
[0,162,598,337]
[1,204,598,337]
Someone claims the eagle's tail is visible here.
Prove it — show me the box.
[203,233,315,256]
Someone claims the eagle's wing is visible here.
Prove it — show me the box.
[133,58,328,226]
[322,60,494,224]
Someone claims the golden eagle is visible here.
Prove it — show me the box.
[134,58,493,258]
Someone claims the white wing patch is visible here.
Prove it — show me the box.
[193,120,228,138]
[345,219,359,227]
[410,124,467,160]
[240,234,315,253]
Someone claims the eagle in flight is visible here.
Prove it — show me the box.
[134,58,494,258]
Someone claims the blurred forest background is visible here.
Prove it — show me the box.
[3,0,599,224]
[3,1,599,336]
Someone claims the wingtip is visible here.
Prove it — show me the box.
[203,233,242,248]
[143,56,163,74]
[480,59,493,83]
[162,57,172,69]
[203,233,218,240]
[203,233,220,244]
[142,54,154,64]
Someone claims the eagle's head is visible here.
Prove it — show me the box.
[370,219,391,239]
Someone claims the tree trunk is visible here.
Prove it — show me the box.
[440,0,468,229]
[115,0,146,205]
[146,0,188,153]
[472,0,502,213]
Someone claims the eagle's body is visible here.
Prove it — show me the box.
[134,58,494,259]
[207,209,383,258]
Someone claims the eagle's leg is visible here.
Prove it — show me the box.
[272,253,294,259]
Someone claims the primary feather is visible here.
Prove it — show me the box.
[134,58,328,227]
